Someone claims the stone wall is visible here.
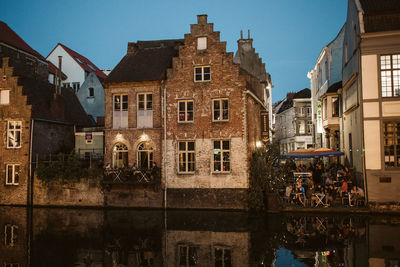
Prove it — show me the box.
[33,176,103,206]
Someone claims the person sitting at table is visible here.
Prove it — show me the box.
[325,185,336,206]
[325,175,333,186]
[294,182,305,205]
[338,179,348,197]
[285,185,293,204]
[350,186,364,206]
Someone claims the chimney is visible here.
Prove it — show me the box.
[197,14,208,25]
[240,30,243,39]
[57,56,62,94]
[127,42,138,54]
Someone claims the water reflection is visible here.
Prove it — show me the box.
[0,206,399,266]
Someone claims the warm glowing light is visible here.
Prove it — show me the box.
[116,133,123,140]
[140,133,149,141]
[256,141,262,148]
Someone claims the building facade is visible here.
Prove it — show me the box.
[308,26,345,150]
[274,89,312,154]
[104,15,271,210]
[0,23,92,206]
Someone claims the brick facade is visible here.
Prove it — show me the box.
[104,15,270,210]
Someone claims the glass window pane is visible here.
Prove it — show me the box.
[222,141,230,150]
[187,101,193,111]
[214,100,220,110]
[146,94,152,110]
[187,111,193,121]
[179,246,187,265]
[188,142,195,151]
[7,165,12,184]
[214,141,221,150]
[179,102,185,111]
[215,248,223,267]
[179,142,186,151]
[224,249,232,267]
[114,95,120,110]
[14,166,19,184]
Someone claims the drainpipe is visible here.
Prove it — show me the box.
[163,85,167,209]
[28,119,34,206]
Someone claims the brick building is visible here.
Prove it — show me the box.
[0,22,92,205]
[104,15,271,209]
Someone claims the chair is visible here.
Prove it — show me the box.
[341,192,350,205]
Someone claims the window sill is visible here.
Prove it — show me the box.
[5,184,19,186]
[194,80,211,83]
[212,171,231,175]
[178,121,194,124]
[87,96,95,99]
[212,120,229,123]
[177,172,196,175]
[6,147,21,149]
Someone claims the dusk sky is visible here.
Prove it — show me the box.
[0,0,347,102]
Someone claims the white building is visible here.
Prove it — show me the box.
[46,43,107,93]
[274,89,313,154]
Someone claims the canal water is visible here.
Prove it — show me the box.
[1,207,399,266]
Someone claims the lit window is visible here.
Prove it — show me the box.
[137,142,153,169]
[0,90,10,104]
[112,143,128,168]
[6,164,20,185]
[88,87,94,97]
[7,121,21,148]
[383,121,400,168]
[214,247,231,267]
[213,140,230,172]
[197,37,207,50]
[178,100,194,122]
[178,244,198,266]
[213,99,229,121]
[178,141,195,173]
[5,224,18,246]
[194,66,211,82]
[380,54,400,97]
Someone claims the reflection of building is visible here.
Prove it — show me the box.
[274,89,312,154]
[166,210,249,267]
[0,207,28,267]
[104,15,272,209]
[0,23,91,205]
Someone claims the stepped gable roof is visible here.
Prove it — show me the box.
[47,61,67,80]
[293,88,311,99]
[327,81,341,93]
[359,0,400,32]
[0,21,46,61]
[55,43,107,80]
[18,76,92,126]
[106,39,184,83]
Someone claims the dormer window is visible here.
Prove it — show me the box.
[197,37,207,50]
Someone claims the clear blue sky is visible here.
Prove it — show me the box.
[0,0,347,102]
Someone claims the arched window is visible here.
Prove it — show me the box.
[137,142,153,169]
[113,143,128,168]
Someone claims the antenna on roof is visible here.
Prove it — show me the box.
[240,30,243,39]
[248,29,250,39]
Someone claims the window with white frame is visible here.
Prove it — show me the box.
[213,99,229,121]
[178,244,198,266]
[178,100,194,122]
[380,54,400,97]
[194,66,211,82]
[178,141,195,173]
[298,107,305,116]
[7,121,21,148]
[5,263,19,267]
[5,224,18,246]
[113,94,128,129]
[213,140,230,172]
[137,93,153,128]
[197,37,207,50]
[6,164,19,185]
[214,246,232,267]
[0,90,10,105]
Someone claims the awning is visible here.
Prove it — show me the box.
[283,148,344,158]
